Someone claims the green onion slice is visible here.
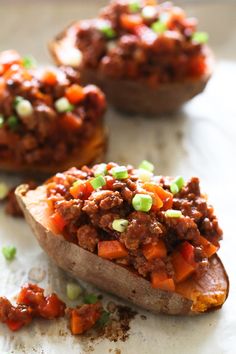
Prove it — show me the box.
[22,55,37,69]
[0,115,5,128]
[192,31,209,44]
[97,21,116,39]
[97,310,110,326]
[90,175,106,190]
[142,6,157,19]
[7,115,19,130]
[66,282,82,301]
[111,166,129,180]
[165,209,182,218]
[132,193,152,212]
[94,163,107,177]
[112,219,129,233]
[151,20,167,34]
[55,97,74,113]
[2,246,16,261]
[14,96,24,107]
[129,1,141,13]
[170,183,179,195]
[137,168,153,182]
[138,160,154,172]
[83,293,98,304]
[170,176,185,195]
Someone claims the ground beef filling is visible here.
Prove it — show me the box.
[46,163,222,288]
[0,51,106,165]
[74,0,208,85]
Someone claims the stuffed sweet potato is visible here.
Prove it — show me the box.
[50,0,212,115]
[0,50,107,174]
[16,162,229,315]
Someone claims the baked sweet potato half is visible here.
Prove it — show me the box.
[16,162,229,315]
[0,50,107,174]
[50,0,212,115]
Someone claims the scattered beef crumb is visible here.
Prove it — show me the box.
[140,314,147,320]
[83,303,137,344]
[5,180,37,217]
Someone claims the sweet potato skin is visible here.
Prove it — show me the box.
[79,68,211,115]
[50,25,212,115]
[0,125,107,175]
[16,184,229,315]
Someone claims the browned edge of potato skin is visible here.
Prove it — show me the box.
[50,24,212,115]
[16,184,229,316]
[0,125,108,175]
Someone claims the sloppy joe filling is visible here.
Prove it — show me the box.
[0,50,106,166]
[46,162,222,292]
[66,0,209,85]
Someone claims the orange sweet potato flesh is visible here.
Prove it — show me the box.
[50,23,213,115]
[16,184,229,315]
[0,124,107,175]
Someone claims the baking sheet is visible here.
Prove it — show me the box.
[0,1,235,353]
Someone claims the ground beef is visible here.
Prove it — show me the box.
[46,163,223,283]
[77,225,99,252]
[70,0,208,84]
[120,211,164,250]
[0,51,105,166]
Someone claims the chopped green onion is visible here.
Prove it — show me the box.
[142,6,156,19]
[151,20,167,34]
[111,166,129,180]
[165,209,182,218]
[94,163,107,177]
[97,21,116,39]
[7,115,19,130]
[15,99,33,117]
[90,175,106,190]
[170,183,179,195]
[112,219,129,233]
[55,97,74,113]
[14,96,24,107]
[2,246,16,261]
[132,193,152,212]
[0,115,5,128]
[0,182,9,200]
[84,293,98,304]
[60,48,82,68]
[97,310,110,326]
[136,168,153,182]
[175,176,185,190]
[192,31,209,44]
[22,55,37,69]
[66,282,82,301]
[129,1,141,13]
[138,160,154,172]
[170,176,185,195]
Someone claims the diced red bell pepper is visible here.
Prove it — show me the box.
[103,176,116,190]
[38,294,66,319]
[0,50,22,73]
[179,241,195,265]
[6,319,25,331]
[70,180,93,200]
